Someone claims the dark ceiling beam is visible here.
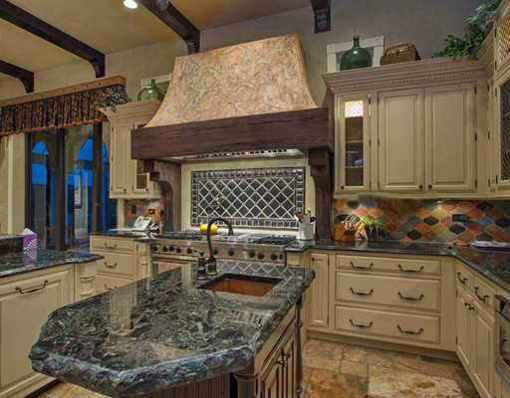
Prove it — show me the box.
[0,0,105,77]
[311,0,331,33]
[0,59,34,93]
[139,0,200,54]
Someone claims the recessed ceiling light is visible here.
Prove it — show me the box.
[123,0,138,10]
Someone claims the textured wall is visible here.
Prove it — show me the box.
[334,197,510,244]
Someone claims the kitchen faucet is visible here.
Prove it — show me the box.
[205,217,234,276]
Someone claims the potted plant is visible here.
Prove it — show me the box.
[359,217,386,241]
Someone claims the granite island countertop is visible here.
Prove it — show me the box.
[30,261,314,397]
[0,250,103,279]
[286,240,510,292]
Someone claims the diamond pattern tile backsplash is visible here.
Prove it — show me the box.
[191,168,305,229]
[334,196,510,243]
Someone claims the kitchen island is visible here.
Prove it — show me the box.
[30,260,314,398]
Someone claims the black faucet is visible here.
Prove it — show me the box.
[205,217,234,276]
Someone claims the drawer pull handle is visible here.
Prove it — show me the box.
[16,280,49,295]
[349,319,373,329]
[349,287,374,296]
[457,272,468,285]
[398,292,424,301]
[464,302,475,311]
[104,262,118,269]
[398,264,424,273]
[350,261,374,270]
[474,287,489,303]
[397,325,424,335]
[104,243,118,249]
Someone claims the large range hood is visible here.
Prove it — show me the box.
[131,34,333,239]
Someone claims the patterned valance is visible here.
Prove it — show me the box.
[0,76,129,136]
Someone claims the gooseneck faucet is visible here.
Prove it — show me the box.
[205,217,234,276]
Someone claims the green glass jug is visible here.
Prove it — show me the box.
[340,36,372,71]
[137,79,164,102]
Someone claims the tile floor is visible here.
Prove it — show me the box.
[36,339,479,398]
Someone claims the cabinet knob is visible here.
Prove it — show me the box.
[428,185,432,189]
[419,185,423,189]
[340,185,345,190]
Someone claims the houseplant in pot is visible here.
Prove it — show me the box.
[359,217,386,241]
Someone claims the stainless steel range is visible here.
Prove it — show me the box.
[150,231,296,275]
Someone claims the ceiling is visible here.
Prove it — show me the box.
[0,0,309,82]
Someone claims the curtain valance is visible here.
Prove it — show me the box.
[0,76,129,136]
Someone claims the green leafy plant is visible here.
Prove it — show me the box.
[360,217,385,239]
[436,0,501,59]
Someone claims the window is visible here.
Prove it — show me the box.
[327,36,385,73]
[26,124,116,250]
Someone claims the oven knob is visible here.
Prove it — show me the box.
[271,253,278,261]
[176,247,182,253]
[161,246,168,252]
[258,253,265,260]
[228,249,235,256]
[169,245,175,252]
[151,244,159,252]
[186,248,193,254]
[249,250,256,258]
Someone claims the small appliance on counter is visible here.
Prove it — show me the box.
[110,216,157,236]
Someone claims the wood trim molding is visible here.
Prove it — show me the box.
[0,59,33,93]
[323,58,487,94]
[309,148,333,241]
[132,108,332,160]
[0,76,126,107]
[0,0,105,77]
[143,160,181,231]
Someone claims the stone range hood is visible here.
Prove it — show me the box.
[131,34,333,239]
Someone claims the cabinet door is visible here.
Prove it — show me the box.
[378,89,424,192]
[497,80,510,191]
[336,96,372,193]
[472,304,494,398]
[425,84,476,192]
[109,123,130,197]
[309,253,330,329]
[0,269,72,389]
[456,287,472,370]
[260,360,283,398]
[282,333,297,398]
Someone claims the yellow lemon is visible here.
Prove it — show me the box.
[199,223,219,235]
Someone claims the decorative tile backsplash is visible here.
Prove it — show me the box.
[124,199,164,227]
[334,196,510,243]
[191,168,305,229]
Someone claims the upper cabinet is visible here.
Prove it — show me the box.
[378,89,424,192]
[324,58,488,199]
[101,101,161,199]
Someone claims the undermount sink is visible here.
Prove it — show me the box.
[200,274,282,297]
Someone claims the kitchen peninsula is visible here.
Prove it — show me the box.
[30,260,314,398]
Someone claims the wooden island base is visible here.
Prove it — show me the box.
[141,302,303,398]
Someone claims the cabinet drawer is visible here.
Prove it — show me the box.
[94,275,132,294]
[455,263,474,290]
[97,253,135,278]
[336,272,440,311]
[90,237,135,254]
[473,275,496,311]
[335,305,440,344]
[336,255,440,276]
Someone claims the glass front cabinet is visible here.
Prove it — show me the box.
[335,94,374,193]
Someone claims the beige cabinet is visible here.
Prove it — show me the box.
[324,57,488,198]
[101,101,161,199]
[0,267,73,398]
[90,235,151,294]
[378,89,424,192]
[335,94,374,192]
[455,262,496,398]
[309,253,330,329]
[425,84,476,192]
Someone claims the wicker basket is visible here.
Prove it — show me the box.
[380,43,421,65]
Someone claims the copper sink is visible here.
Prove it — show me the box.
[200,274,281,297]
